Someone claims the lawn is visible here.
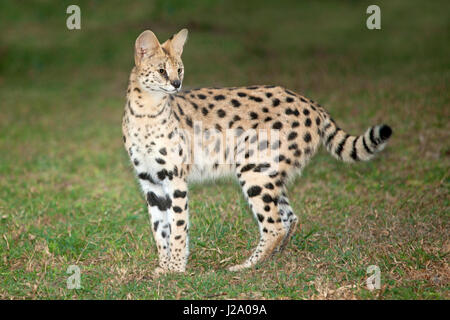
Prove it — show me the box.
[0,0,448,299]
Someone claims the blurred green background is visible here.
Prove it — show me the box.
[0,0,448,299]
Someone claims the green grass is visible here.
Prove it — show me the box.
[0,0,449,299]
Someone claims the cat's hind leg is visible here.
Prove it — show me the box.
[228,169,287,271]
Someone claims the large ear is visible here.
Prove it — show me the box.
[134,30,162,66]
[166,28,188,56]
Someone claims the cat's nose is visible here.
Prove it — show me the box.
[171,80,181,89]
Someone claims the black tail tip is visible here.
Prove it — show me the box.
[379,124,392,140]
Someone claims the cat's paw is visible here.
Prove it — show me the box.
[152,266,169,278]
[168,265,186,274]
[228,262,251,272]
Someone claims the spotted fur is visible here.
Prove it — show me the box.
[122,29,392,274]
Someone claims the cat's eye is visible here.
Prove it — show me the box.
[178,68,183,74]
[159,69,165,74]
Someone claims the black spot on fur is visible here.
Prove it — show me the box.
[176,220,185,226]
[241,163,256,172]
[264,182,274,189]
[177,104,185,116]
[247,186,262,197]
[157,169,169,181]
[268,172,278,179]
[288,132,298,140]
[285,108,300,116]
[174,190,187,198]
[272,98,280,107]
[231,99,241,107]
[305,118,312,127]
[249,96,263,102]
[185,117,193,127]
[214,95,225,101]
[138,172,156,184]
[155,158,166,165]
[250,112,258,120]
[146,192,172,211]
[217,109,226,118]
[304,132,312,143]
[254,163,271,172]
[272,121,282,129]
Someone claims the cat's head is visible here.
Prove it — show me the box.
[134,29,188,93]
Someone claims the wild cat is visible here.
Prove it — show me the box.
[122,29,392,275]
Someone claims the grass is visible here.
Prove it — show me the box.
[0,0,449,299]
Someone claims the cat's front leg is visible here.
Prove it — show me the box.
[165,177,189,273]
[138,178,172,275]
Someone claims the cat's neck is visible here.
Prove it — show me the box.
[128,68,169,109]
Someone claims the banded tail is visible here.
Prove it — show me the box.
[321,117,392,163]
